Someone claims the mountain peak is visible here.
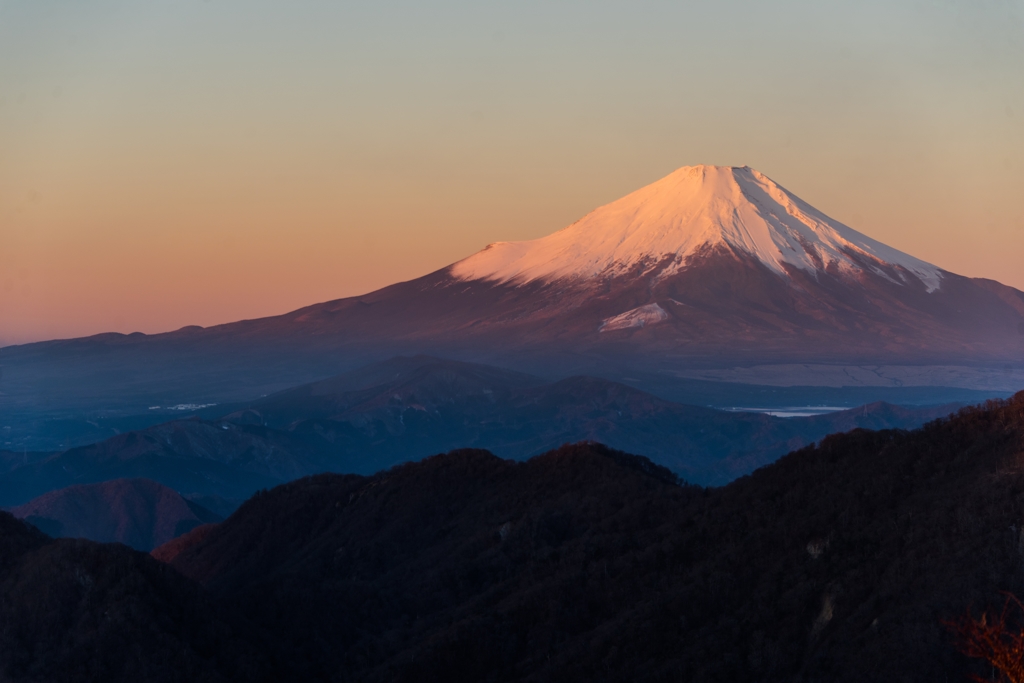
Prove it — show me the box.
[450,165,942,291]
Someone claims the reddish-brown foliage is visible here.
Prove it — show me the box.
[949,595,1024,683]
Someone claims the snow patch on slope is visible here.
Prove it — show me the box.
[451,165,942,292]
[600,303,669,332]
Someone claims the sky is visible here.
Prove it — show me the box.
[1,0,1022,346]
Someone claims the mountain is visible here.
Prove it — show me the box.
[158,392,1024,682]
[2,165,1021,423]
[0,512,262,683]
[452,165,943,287]
[9,478,222,551]
[0,357,964,504]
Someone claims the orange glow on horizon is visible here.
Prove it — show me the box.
[2,1,1022,346]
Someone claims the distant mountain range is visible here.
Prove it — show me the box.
[0,356,964,507]
[2,166,1021,427]
[4,391,1020,682]
[0,417,326,508]
[234,355,965,484]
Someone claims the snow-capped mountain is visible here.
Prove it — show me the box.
[452,165,942,292]
[3,165,1023,411]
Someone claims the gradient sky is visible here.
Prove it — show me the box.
[1,0,1022,346]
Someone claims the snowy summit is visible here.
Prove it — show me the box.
[451,165,942,291]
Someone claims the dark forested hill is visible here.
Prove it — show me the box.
[6,393,1024,681]
[0,512,263,683]
[162,392,1024,682]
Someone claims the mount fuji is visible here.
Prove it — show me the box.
[452,165,942,291]
[2,165,1023,414]
[433,164,1018,358]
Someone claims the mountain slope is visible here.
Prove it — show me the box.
[10,478,222,551]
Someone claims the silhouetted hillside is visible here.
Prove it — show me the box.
[160,392,1024,682]
[0,512,263,683]
[6,394,1024,680]
[10,478,222,551]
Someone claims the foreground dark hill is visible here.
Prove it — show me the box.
[3,394,1024,681]
[0,512,263,683]
[9,478,222,551]
[161,392,1024,682]
[0,357,961,505]
[3,166,1022,426]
